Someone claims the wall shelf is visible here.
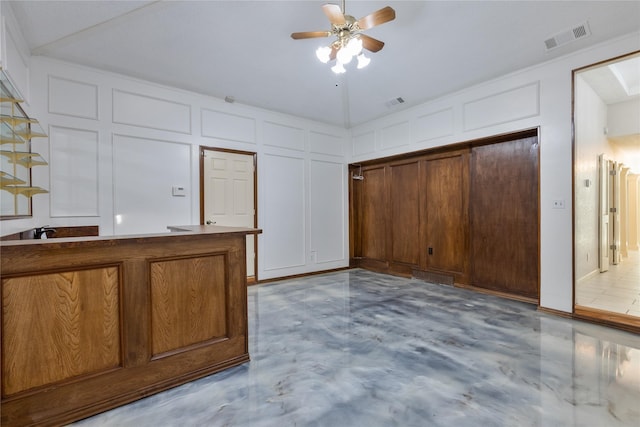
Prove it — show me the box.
[0,69,48,218]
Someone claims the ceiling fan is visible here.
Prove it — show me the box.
[291,1,396,73]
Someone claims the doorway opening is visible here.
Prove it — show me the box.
[573,51,640,330]
[200,147,258,283]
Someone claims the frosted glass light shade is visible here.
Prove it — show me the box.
[357,53,371,69]
[331,62,346,74]
[347,37,363,56]
[315,46,332,64]
[336,47,353,64]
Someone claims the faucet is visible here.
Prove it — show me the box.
[34,226,56,239]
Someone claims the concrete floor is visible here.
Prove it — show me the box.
[74,269,640,427]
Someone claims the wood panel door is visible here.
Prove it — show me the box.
[470,136,539,299]
[424,152,469,282]
[389,160,421,271]
[360,166,388,264]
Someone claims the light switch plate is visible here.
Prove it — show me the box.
[172,186,186,197]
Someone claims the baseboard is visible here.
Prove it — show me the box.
[576,269,600,284]
[574,305,640,333]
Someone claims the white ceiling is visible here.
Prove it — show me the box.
[7,0,640,128]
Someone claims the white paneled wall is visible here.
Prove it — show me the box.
[3,56,349,281]
[309,159,345,264]
[112,135,192,235]
[262,153,306,271]
[49,126,99,217]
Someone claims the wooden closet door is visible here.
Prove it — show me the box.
[389,161,421,272]
[360,166,388,263]
[424,152,469,282]
[470,136,539,299]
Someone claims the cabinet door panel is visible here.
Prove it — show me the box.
[470,136,539,299]
[361,167,387,261]
[425,154,468,277]
[389,161,421,267]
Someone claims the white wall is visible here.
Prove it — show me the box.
[0,53,349,281]
[608,98,640,137]
[574,74,609,282]
[348,32,640,313]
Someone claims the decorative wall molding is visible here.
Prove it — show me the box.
[463,82,540,131]
[49,125,99,217]
[201,108,256,144]
[112,89,191,134]
[48,75,99,120]
[263,121,305,152]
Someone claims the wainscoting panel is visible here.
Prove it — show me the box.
[1,266,121,396]
[201,108,256,144]
[48,76,99,120]
[112,89,191,134]
[150,254,228,356]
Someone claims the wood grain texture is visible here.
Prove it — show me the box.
[425,153,469,277]
[470,136,539,299]
[151,255,227,355]
[2,267,120,396]
[361,167,388,262]
[389,161,421,267]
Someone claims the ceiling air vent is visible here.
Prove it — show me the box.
[544,21,591,51]
[385,97,405,108]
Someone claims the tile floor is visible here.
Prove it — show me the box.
[74,269,640,427]
[576,250,640,316]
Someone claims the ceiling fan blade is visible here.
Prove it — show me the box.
[357,6,396,30]
[360,34,385,52]
[291,31,331,40]
[322,3,346,25]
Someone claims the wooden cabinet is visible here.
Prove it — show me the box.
[350,129,539,301]
[0,227,260,426]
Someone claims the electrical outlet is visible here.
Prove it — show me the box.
[552,199,565,209]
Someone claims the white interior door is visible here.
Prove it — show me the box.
[203,149,256,277]
[598,154,610,272]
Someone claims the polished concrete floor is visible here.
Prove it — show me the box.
[576,249,640,316]
[74,269,640,426]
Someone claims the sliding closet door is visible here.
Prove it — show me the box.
[424,151,470,283]
[359,166,388,269]
[388,160,421,273]
[470,136,539,299]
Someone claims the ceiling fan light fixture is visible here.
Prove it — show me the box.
[292,2,395,73]
[331,61,346,74]
[357,53,371,69]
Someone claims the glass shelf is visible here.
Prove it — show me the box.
[1,68,49,218]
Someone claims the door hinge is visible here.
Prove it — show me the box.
[609,169,617,176]
[609,207,617,213]
[610,244,617,250]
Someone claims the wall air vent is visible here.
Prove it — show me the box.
[385,97,405,108]
[544,21,591,52]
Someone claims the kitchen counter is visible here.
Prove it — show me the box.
[1,225,261,426]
